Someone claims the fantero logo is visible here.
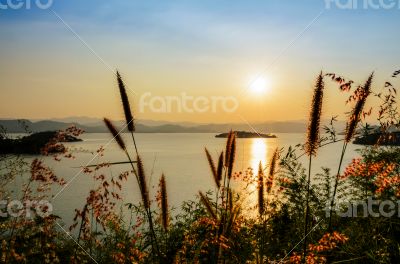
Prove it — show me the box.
[0,0,53,10]
[0,200,53,218]
[139,92,239,114]
[325,0,400,10]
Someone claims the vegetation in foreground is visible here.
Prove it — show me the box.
[0,70,400,263]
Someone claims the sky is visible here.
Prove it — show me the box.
[0,0,399,124]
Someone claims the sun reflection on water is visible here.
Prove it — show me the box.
[239,138,269,216]
[235,138,276,218]
[250,138,268,172]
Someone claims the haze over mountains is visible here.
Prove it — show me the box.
[0,117,346,134]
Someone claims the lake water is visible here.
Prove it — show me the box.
[7,133,361,226]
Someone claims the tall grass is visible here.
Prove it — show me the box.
[258,162,265,217]
[116,71,139,156]
[199,131,240,263]
[159,174,169,232]
[303,72,325,261]
[104,72,162,258]
[205,148,221,189]
[328,72,374,229]
[267,148,279,196]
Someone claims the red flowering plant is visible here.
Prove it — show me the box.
[288,232,349,264]
[68,145,149,263]
[343,149,400,199]
[0,126,82,263]
[175,192,253,264]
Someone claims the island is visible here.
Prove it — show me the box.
[0,131,82,155]
[353,132,400,146]
[215,131,277,138]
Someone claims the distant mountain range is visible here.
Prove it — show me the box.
[0,117,346,134]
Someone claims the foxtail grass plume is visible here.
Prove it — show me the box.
[303,72,325,257]
[258,162,264,216]
[224,131,234,166]
[227,133,236,179]
[103,118,126,150]
[159,174,169,231]
[199,191,217,219]
[116,71,135,132]
[137,155,150,210]
[217,152,224,185]
[305,72,325,156]
[267,148,279,193]
[345,73,373,143]
[205,148,221,188]
[228,189,233,213]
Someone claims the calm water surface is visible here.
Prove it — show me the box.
[8,133,361,226]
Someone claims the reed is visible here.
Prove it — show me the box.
[137,155,150,210]
[328,73,374,230]
[303,72,325,261]
[258,162,264,217]
[199,191,217,219]
[204,148,226,263]
[136,155,160,255]
[267,148,279,194]
[227,189,233,214]
[224,131,234,166]
[116,71,139,156]
[345,73,374,143]
[221,132,231,211]
[217,152,224,186]
[205,148,221,188]
[103,118,126,150]
[159,174,169,231]
[106,73,161,254]
[116,71,135,132]
[305,72,324,156]
[227,133,236,180]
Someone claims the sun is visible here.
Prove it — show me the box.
[250,76,271,94]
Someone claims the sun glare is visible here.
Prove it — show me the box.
[250,76,271,94]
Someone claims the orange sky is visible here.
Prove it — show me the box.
[0,1,398,124]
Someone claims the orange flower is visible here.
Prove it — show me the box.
[343,158,400,196]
